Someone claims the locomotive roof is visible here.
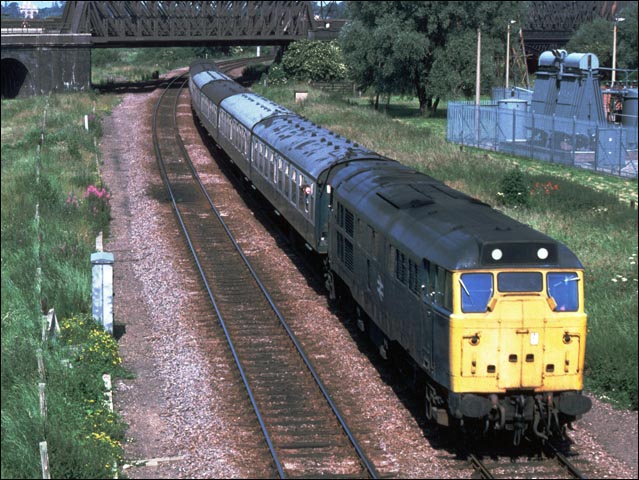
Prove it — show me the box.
[331,162,583,271]
[252,115,391,180]
[220,92,294,130]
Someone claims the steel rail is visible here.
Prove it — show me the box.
[545,441,587,479]
[153,64,379,478]
[469,453,494,479]
[187,60,380,480]
[152,72,286,478]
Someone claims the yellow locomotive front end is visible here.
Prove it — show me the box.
[444,263,591,443]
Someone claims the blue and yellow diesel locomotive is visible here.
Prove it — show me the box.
[189,60,591,443]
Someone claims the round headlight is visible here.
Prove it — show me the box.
[491,248,503,261]
[537,248,549,260]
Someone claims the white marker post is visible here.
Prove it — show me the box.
[91,252,114,334]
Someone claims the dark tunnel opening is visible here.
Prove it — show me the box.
[1,58,31,99]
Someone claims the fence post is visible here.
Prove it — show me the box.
[37,349,45,380]
[550,114,555,164]
[618,127,623,176]
[40,441,50,479]
[594,127,599,172]
[572,115,577,167]
[39,383,47,420]
[91,252,114,334]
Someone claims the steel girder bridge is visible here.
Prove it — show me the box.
[55,1,336,47]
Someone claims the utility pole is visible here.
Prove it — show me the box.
[612,16,625,86]
[475,26,481,106]
[506,20,516,89]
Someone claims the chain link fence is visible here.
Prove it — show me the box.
[447,98,638,179]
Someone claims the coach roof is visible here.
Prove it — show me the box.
[252,115,388,179]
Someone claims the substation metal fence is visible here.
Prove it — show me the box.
[447,101,638,179]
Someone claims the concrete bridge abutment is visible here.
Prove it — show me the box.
[1,33,92,98]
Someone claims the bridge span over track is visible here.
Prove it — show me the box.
[1,1,339,98]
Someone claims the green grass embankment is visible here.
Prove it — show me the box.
[1,92,129,478]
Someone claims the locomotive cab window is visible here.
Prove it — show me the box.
[460,273,494,313]
[547,272,579,312]
[422,260,452,311]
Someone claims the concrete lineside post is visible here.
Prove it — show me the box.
[91,252,114,334]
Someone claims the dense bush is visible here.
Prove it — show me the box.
[280,40,347,82]
[497,168,530,207]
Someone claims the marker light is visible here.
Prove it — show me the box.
[491,249,503,261]
[537,248,549,260]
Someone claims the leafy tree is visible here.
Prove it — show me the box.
[616,2,638,72]
[340,1,524,115]
[565,2,637,82]
[564,18,613,69]
[280,39,347,82]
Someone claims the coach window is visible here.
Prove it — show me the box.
[298,175,306,210]
[291,170,297,203]
[284,163,290,197]
[260,145,267,175]
[303,184,312,213]
[278,158,284,191]
[211,104,218,128]
[269,152,275,183]
[202,97,208,118]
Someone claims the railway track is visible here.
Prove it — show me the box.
[151,65,379,478]
[466,438,589,479]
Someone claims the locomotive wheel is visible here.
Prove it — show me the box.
[355,305,366,332]
[323,259,337,302]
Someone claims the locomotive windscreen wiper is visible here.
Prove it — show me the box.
[552,276,579,287]
[459,278,471,297]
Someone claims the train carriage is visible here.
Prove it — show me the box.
[188,61,591,444]
[252,116,388,252]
